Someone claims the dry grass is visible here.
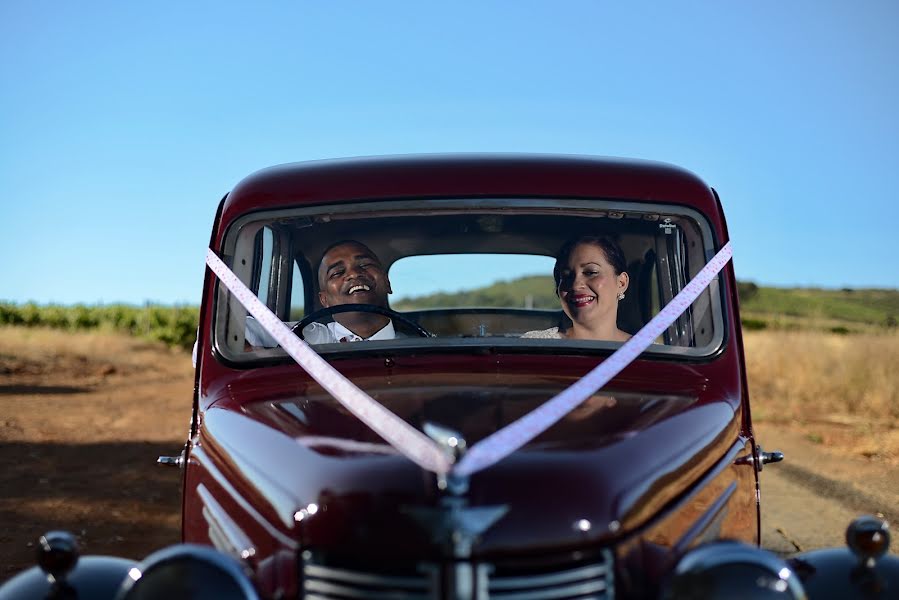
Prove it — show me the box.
[745,330,899,462]
[3,326,896,461]
[0,326,194,444]
[0,326,184,372]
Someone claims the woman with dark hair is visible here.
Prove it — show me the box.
[523,236,630,341]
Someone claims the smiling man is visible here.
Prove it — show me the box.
[303,240,398,344]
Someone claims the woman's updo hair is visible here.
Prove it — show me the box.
[552,236,628,297]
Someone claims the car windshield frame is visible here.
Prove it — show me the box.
[212,197,726,364]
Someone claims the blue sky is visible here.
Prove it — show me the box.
[2,2,897,305]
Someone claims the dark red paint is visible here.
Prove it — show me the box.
[185,155,758,599]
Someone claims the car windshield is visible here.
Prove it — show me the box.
[213,198,724,361]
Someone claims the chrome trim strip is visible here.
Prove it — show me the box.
[192,445,297,549]
[489,563,610,589]
[303,563,428,588]
[490,580,607,599]
[673,479,738,554]
[301,548,615,599]
[304,579,429,599]
[305,596,431,600]
[198,483,256,560]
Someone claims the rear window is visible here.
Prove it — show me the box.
[390,254,556,310]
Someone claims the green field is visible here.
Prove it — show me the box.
[2,280,896,349]
[0,302,198,350]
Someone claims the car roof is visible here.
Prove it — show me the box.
[218,154,719,227]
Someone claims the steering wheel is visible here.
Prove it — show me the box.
[290,304,433,339]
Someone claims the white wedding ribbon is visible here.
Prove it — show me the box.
[454,241,732,476]
[206,249,453,475]
[206,242,733,478]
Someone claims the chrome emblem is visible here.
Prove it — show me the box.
[404,499,508,559]
[405,423,509,557]
[406,423,509,599]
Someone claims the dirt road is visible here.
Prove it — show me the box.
[1,328,895,577]
[0,329,188,576]
[757,423,899,554]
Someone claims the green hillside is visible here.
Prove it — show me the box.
[737,284,898,330]
[395,277,899,332]
[393,275,558,311]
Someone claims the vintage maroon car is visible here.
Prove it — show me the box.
[2,155,896,599]
[183,154,761,599]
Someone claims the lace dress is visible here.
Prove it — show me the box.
[520,327,563,339]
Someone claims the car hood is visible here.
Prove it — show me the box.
[200,371,740,557]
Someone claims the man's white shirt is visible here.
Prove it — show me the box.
[245,317,396,347]
[302,320,397,344]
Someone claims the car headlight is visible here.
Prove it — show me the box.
[115,545,258,600]
[661,540,807,599]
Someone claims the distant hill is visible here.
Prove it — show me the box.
[393,275,559,311]
[736,283,899,331]
[394,276,899,332]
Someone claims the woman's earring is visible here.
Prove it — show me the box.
[617,291,625,301]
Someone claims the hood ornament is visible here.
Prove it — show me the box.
[404,423,509,558]
[404,424,510,597]
[423,421,468,456]
[423,422,469,495]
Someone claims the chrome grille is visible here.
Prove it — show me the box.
[301,549,614,599]
[489,558,613,599]
[303,562,431,599]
